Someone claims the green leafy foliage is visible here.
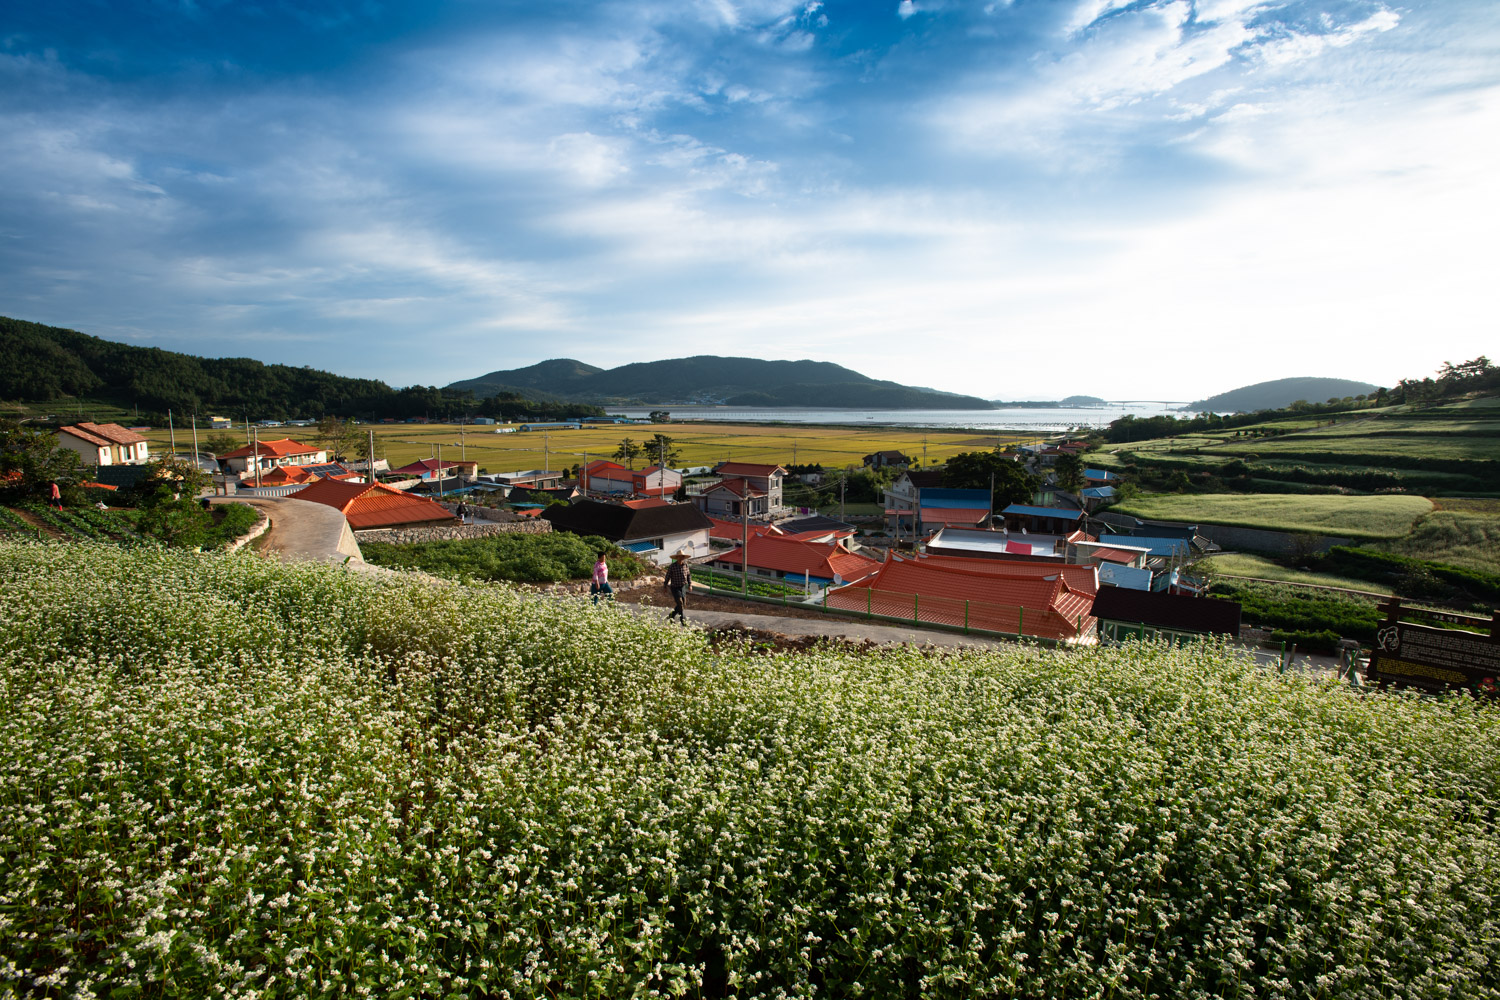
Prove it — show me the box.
[0,417,86,503]
[1209,579,1385,648]
[4,543,1500,998]
[361,531,652,583]
[942,450,1037,509]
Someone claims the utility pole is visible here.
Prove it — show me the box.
[191,414,199,461]
[253,424,262,488]
[840,475,846,524]
[460,425,466,462]
[989,470,995,529]
[437,443,443,495]
[747,509,756,593]
[168,409,177,454]
[368,428,376,481]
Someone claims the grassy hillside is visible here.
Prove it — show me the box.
[1113,493,1434,540]
[4,542,1500,998]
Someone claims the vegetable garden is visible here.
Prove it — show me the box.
[4,542,1500,998]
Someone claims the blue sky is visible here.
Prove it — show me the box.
[2,0,1496,400]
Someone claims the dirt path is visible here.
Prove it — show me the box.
[6,506,64,540]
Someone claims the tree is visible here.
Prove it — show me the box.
[1053,452,1085,492]
[942,451,1037,510]
[130,457,213,547]
[317,416,360,461]
[648,410,671,423]
[646,433,681,468]
[204,432,241,456]
[614,438,641,469]
[0,419,86,503]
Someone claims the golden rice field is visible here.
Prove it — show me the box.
[154,421,1031,473]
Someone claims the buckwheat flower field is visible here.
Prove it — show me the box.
[3,541,1498,999]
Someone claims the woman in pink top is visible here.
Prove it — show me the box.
[590,554,613,604]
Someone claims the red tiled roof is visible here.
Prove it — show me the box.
[391,458,476,475]
[828,553,1096,641]
[1089,547,1144,564]
[716,462,786,477]
[290,478,454,529]
[703,479,765,498]
[59,422,148,447]
[583,460,632,477]
[622,497,672,509]
[920,507,990,526]
[707,516,784,540]
[218,438,322,460]
[714,535,880,582]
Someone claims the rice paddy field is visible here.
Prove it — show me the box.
[1112,493,1435,540]
[132,420,1027,474]
[5,541,1500,999]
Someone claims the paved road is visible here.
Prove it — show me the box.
[210,496,364,565]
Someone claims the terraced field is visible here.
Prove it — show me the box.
[1112,493,1434,540]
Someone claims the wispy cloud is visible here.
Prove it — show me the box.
[0,0,1494,396]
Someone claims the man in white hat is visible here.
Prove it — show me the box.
[664,549,692,622]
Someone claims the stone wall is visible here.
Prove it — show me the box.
[355,520,552,545]
[1146,519,1352,556]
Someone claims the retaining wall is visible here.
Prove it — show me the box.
[1146,519,1353,556]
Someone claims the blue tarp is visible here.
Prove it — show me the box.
[1099,533,1190,558]
[622,540,660,553]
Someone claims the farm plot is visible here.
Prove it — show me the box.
[5,542,1500,999]
[1113,492,1434,539]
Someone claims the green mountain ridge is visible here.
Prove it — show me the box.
[447,355,995,409]
[1189,377,1381,413]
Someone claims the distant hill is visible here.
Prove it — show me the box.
[1189,377,1380,413]
[0,316,596,422]
[448,356,995,409]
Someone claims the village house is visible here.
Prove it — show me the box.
[886,485,992,538]
[55,423,150,467]
[252,462,363,487]
[710,534,880,590]
[999,503,1086,535]
[543,499,713,565]
[390,458,480,483]
[826,552,1099,642]
[687,462,787,521]
[924,526,1091,562]
[482,468,566,491]
[1093,588,1241,645]
[862,450,911,470]
[217,438,328,479]
[581,460,683,498]
[290,478,456,530]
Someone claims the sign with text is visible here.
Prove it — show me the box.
[1367,599,1500,693]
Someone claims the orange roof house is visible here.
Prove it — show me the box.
[827,553,1098,642]
[218,438,327,476]
[289,478,455,530]
[711,535,880,586]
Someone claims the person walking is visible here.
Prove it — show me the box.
[664,550,691,623]
[456,501,468,524]
[590,553,613,604]
[49,481,62,509]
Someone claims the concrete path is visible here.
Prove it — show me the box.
[210,496,363,565]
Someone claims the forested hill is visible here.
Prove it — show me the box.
[449,355,996,409]
[1189,377,1380,412]
[0,317,598,422]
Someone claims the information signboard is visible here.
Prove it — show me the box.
[1366,599,1500,693]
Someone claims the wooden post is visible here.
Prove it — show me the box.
[867,587,873,619]
[1018,606,1024,637]
[913,593,919,623]
[964,600,970,634]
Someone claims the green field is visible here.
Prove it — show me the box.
[1203,552,1394,594]
[1114,492,1434,540]
[1368,508,1500,575]
[6,542,1500,998]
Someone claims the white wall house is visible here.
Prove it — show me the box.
[56,423,150,466]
